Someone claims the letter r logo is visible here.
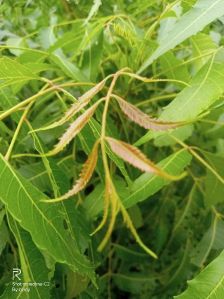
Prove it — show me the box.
[13,268,21,280]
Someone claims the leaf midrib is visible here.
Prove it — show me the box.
[206,274,224,298]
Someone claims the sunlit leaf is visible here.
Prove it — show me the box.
[0,57,39,89]
[175,250,224,299]
[139,0,224,73]
[136,50,224,146]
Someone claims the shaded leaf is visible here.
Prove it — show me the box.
[191,33,217,72]
[159,51,190,87]
[82,30,104,81]
[113,273,155,294]
[0,215,9,255]
[191,217,224,267]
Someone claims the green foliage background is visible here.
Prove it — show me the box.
[0,0,224,298]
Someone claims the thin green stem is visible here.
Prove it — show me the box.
[136,93,177,107]
[0,86,56,121]
[5,103,33,161]
[0,82,94,122]
[101,73,120,177]
[171,136,224,185]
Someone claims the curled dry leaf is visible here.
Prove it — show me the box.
[106,137,184,180]
[32,79,105,132]
[95,177,158,258]
[48,101,100,156]
[44,141,99,203]
[113,94,183,131]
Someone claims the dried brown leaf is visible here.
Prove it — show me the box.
[78,80,105,102]
[48,101,100,156]
[114,95,183,131]
[106,137,184,180]
[45,141,99,202]
[32,80,105,132]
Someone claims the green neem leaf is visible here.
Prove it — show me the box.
[159,51,190,87]
[139,0,224,73]
[50,52,88,82]
[123,149,191,208]
[0,154,95,283]
[85,0,102,24]
[136,50,224,146]
[0,214,9,256]
[174,250,224,299]
[191,217,224,268]
[191,33,217,73]
[113,272,155,295]
[0,57,39,89]
[81,30,104,81]
[203,153,224,206]
[49,21,85,54]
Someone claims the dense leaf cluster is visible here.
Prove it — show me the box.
[0,0,224,298]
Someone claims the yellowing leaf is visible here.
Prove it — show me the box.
[106,137,184,180]
[48,101,100,156]
[0,57,39,90]
[114,95,183,131]
[119,203,158,259]
[97,178,119,251]
[45,141,99,202]
[33,80,105,132]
